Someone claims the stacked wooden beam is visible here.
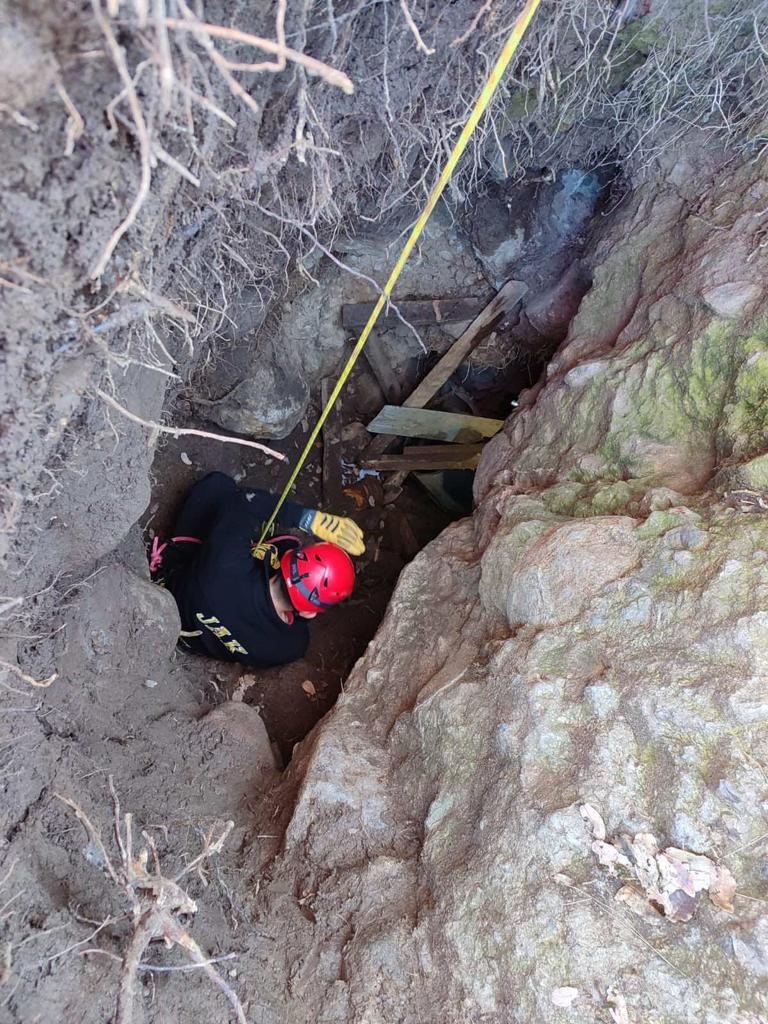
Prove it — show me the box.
[359,280,527,476]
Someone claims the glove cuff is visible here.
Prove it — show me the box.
[298,508,315,533]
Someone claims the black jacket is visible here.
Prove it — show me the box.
[163,472,310,668]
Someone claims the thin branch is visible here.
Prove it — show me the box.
[451,0,495,47]
[399,0,435,55]
[94,388,287,461]
[152,0,174,117]
[164,15,354,92]
[174,0,261,115]
[90,0,153,280]
[0,660,57,689]
[174,80,236,126]
[165,918,247,1024]
[173,821,234,883]
[54,78,85,155]
[139,951,237,972]
[82,948,239,972]
[54,794,120,885]
[46,916,121,963]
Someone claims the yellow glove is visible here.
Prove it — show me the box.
[300,510,365,556]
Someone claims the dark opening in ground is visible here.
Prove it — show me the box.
[144,165,615,762]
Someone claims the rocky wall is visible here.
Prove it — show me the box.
[253,154,768,1023]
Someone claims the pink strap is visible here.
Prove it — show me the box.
[149,535,202,574]
[149,536,166,573]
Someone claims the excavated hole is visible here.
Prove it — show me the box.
[144,165,618,762]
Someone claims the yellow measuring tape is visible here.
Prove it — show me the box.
[258,0,543,545]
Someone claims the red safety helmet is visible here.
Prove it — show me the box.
[280,542,355,615]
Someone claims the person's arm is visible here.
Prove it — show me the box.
[243,487,365,555]
[172,472,241,539]
[241,487,307,530]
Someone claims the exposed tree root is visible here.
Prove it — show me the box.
[55,781,242,1024]
[95,388,287,461]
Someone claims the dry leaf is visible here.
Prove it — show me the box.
[626,835,660,891]
[614,883,663,921]
[180,451,192,465]
[301,680,316,696]
[661,887,698,923]
[592,840,631,874]
[551,987,579,1007]
[588,824,738,923]
[632,832,659,857]
[665,848,715,893]
[579,803,606,840]
[657,852,697,897]
[710,865,737,911]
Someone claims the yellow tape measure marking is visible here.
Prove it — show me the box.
[258,0,543,545]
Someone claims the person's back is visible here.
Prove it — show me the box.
[150,472,362,668]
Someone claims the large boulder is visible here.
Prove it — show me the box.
[475,159,768,504]
[200,358,310,439]
[255,492,768,1024]
[249,156,768,1024]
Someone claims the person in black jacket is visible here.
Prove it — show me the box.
[149,472,363,668]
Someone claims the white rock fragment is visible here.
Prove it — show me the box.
[551,986,579,1007]
[144,678,158,689]
[180,451,192,466]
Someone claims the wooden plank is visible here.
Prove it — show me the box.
[343,296,487,331]
[403,278,528,410]
[321,378,345,508]
[362,279,527,469]
[366,405,503,444]
[364,443,484,472]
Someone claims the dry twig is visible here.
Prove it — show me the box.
[399,0,435,55]
[55,780,243,1024]
[0,660,57,690]
[451,0,496,47]
[95,387,287,460]
[165,12,354,92]
[54,78,85,156]
[90,0,153,280]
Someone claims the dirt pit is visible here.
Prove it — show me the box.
[144,368,452,763]
[129,157,614,764]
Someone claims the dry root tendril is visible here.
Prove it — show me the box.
[56,780,242,1024]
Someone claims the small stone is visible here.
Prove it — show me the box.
[144,678,158,689]
[551,987,579,1007]
[180,452,192,466]
[228,969,238,979]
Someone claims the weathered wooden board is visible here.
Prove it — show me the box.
[402,279,528,410]
[361,279,527,471]
[366,405,503,443]
[343,296,487,331]
[364,442,484,472]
